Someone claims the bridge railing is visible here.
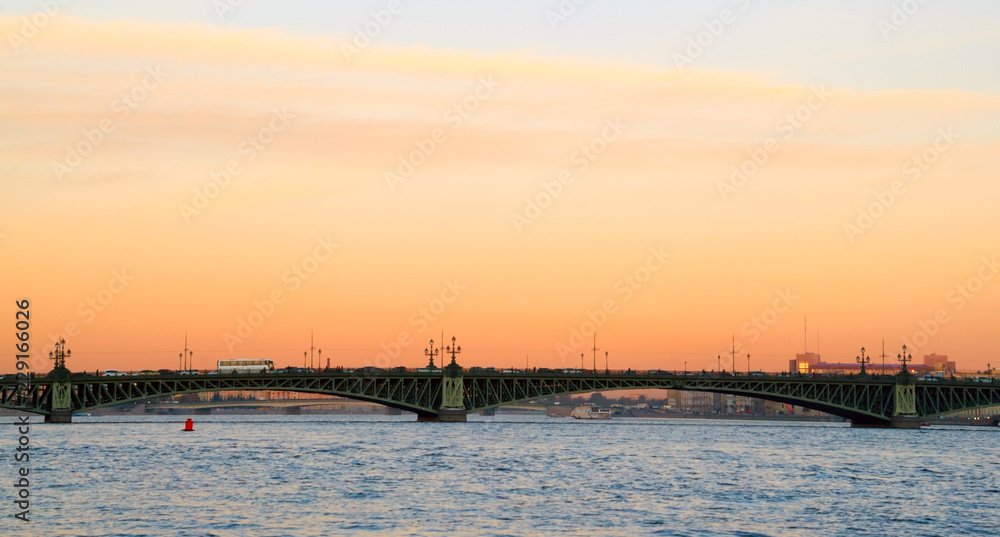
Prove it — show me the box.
[7,367,997,386]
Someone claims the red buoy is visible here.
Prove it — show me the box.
[183,418,194,432]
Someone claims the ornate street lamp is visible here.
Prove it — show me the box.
[424,339,439,369]
[856,347,870,375]
[445,336,461,365]
[49,338,70,370]
[897,344,912,376]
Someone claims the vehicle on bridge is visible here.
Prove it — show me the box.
[101,370,127,377]
[218,359,275,374]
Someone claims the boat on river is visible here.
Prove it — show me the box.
[570,404,612,420]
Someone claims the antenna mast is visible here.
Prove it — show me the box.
[310,330,315,369]
[880,338,887,376]
[591,333,599,371]
[730,335,736,374]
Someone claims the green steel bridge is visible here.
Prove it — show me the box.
[3,360,999,428]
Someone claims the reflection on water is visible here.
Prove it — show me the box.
[5,414,1000,536]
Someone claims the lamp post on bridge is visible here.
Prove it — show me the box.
[856,347,870,375]
[445,336,461,365]
[49,338,71,373]
[438,336,466,422]
[891,343,918,428]
[47,339,73,423]
[424,339,439,369]
[717,354,721,374]
[897,344,912,376]
[747,354,750,375]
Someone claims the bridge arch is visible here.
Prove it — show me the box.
[466,383,887,425]
[86,385,439,417]
[461,375,897,425]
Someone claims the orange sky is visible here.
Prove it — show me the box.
[2,16,999,374]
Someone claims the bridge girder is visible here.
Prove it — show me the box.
[1,373,998,425]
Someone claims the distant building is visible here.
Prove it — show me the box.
[680,391,714,413]
[922,353,957,373]
[790,352,821,374]
[788,352,957,375]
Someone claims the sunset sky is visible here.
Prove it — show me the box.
[2,1,999,374]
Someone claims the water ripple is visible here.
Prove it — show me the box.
[4,415,999,536]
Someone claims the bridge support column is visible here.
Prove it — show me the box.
[428,356,468,423]
[437,409,468,422]
[384,407,403,416]
[850,418,890,428]
[891,373,919,429]
[283,406,301,415]
[45,410,72,423]
[890,415,921,429]
[46,380,73,424]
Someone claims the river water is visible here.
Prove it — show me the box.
[2,414,998,536]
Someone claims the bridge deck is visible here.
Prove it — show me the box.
[2,370,998,426]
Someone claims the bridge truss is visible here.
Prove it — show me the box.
[2,370,998,427]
